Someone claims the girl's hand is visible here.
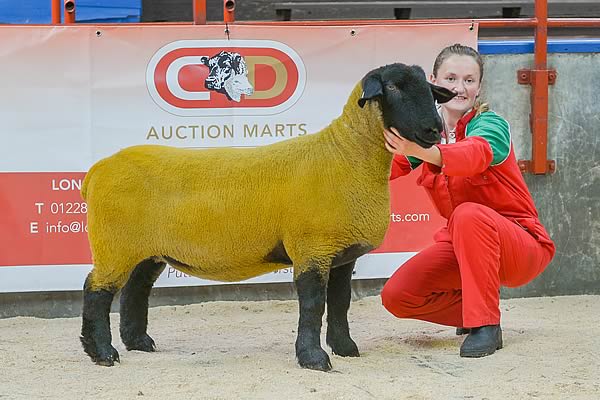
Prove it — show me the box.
[383,127,424,157]
[383,127,443,166]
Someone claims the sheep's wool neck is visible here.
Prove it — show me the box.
[320,83,391,170]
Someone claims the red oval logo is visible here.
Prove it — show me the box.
[147,40,306,116]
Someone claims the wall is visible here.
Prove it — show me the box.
[478,43,600,297]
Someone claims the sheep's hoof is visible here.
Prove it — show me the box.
[80,335,98,361]
[297,348,332,372]
[123,334,156,352]
[94,346,120,367]
[327,335,360,357]
[80,336,120,366]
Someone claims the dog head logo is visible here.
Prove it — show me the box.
[200,51,254,102]
[147,40,306,116]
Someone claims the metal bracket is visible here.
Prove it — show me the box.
[518,159,556,174]
[517,68,557,85]
[516,68,558,175]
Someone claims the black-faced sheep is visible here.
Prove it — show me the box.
[79,63,455,371]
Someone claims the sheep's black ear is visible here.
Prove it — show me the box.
[358,75,383,108]
[429,83,456,104]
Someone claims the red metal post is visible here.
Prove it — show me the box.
[64,0,76,24]
[531,0,551,174]
[193,0,207,25]
[518,0,556,174]
[51,0,61,24]
[548,18,600,27]
[237,18,600,28]
[224,0,235,23]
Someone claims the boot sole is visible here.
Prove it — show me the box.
[460,341,503,358]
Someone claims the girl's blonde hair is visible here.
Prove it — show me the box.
[432,43,489,115]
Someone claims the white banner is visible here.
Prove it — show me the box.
[0,23,477,292]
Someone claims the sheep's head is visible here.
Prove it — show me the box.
[358,63,455,148]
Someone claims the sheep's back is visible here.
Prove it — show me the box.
[83,139,353,276]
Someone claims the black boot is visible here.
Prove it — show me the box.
[455,327,470,335]
[459,325,502,358]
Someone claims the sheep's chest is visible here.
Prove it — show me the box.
[365,205,391,246]
[348,188,390,247]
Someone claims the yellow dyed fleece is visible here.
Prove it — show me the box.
[81,82,393,291]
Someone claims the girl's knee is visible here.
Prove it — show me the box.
[381,280,416,319]
[449,202,498,235]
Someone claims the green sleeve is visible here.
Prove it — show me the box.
[406,156,423,170]
[466,111,511,166]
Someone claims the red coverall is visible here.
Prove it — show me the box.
[381,108,556,328]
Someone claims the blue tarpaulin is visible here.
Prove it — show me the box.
[0,0,141,24]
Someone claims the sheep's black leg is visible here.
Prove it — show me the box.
[80,275,120,366]
[294,267,331,371]
[119,258,165,352]
[326,261,359,357]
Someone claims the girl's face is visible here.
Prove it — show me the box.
[431,55,481,115]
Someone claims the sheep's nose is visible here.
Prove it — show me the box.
[424,128,441,142]
[416,128,441,146]
[429,127,440,137]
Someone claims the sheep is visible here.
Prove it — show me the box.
[79,62,455,371]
